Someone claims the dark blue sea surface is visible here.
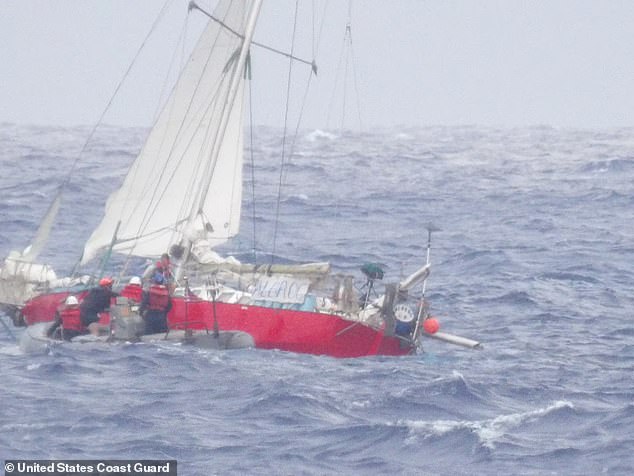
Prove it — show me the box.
[1,124,633,475]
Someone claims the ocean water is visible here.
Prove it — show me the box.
[1,124,633,475]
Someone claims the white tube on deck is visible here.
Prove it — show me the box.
[425,331,482,349]
[399,263,430,291]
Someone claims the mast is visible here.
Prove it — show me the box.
[175,0,263,281]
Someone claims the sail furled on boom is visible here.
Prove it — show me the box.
[81,0,258,264]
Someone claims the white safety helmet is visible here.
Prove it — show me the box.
[65,295,79,306]
[129,276,142,285]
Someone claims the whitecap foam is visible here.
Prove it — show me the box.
[0,344,24,356]
[1,422,55,431]
[397,400,574,449]
[350,399,372,409]
[286,193,309,202]
[305,129,337,141]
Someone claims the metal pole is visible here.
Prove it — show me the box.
[176,0,264,281]
[97,220,121,283]
[413,225,436,343]
[211,276,220,339]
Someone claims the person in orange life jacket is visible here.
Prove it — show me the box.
[140,272,172,335]
[46,295,81,340]
[120,276,143,302]
[59,295,84,340]
[142,253,173,290]
[80,277,118,336]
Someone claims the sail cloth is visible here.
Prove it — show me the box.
[22,191,62,262]
[82,1,258,264]
[0,192,63,305]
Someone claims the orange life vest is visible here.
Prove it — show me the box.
[148,285,170,311]
[61,306,85,332]
[121,284,143,302]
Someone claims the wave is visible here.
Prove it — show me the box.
[539,271,599,284]
[397,400,574,449]
[489,290,537,307]
[282,193,310,205]
[2,124,634,471]
[305,129,338,141]
[579,157,634,173]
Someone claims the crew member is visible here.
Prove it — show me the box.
[120,276,143,302]
[140,273,172,335]
[59,295,84,340]
[47,295,82,340]
[142,253,173,290]
[80,277,118,336]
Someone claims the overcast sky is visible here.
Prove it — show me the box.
[1,0,633,130]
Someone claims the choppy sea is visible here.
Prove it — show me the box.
[1,124,633,475]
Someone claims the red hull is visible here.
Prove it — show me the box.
[168,299,412,357]
[21,293,413,358]
[22,291,81,324]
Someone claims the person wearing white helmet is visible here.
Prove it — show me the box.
[46,294,81,339]
[121,276,143,302]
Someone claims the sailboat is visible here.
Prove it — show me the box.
[0,1,480,357]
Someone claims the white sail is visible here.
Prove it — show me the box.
[0,191,62,305]
[22,191,62,262]
[81,0,258,264]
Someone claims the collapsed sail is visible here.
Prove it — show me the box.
[0,192,62,305]
[82,0,258,264]
[22,191,62,262]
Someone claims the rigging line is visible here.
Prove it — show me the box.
[165,71,229,221]
[134,60,239,262]
[124,6,235,256]
[326,27,347,129]
[66,0,174,189]
[314,0,330,59]
[140,72,228,236]
[179,1,265,278]
[166,80,227,242]
[131,75,227,255]
[181,4,188,71]
[349,37,364,131]
[153,11,190,124]
[345,1,363,131]
[70,0,174,275]
[121,9,191,278]
[271,0,300,265]
[222,88,247,242]
[279,3,324,211]
[275,1,326,248]
[131,40,226,229]
[341,2,353,132]
[312,0,316,59]
[279,0,327,182]
[129,3,238,226]
[281,3,325,184]
[102,221,188,245]
[282,66,317,189]
[248,73,257,265]
[138,3,246,234]
[341,36,350,133]
[190,1,317,74]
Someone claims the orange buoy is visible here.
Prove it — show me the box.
[423,317,440,334]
